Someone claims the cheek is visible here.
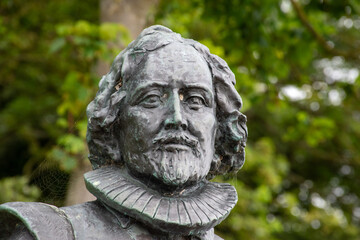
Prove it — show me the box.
[120,108,161,151]
[189,111,217,142]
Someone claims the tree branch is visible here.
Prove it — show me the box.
[290,0,360,60]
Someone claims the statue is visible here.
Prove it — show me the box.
[0,25,247,240]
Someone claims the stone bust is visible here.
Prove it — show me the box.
[0,25,247,240]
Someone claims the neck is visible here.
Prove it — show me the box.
[126,167,204,197]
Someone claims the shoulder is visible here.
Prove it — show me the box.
[0,201,143,240]
[0,201,74,240]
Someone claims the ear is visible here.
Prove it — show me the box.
[102,90,127,127]
[211,111,247,176]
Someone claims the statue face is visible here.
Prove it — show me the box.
[118,43,217,187]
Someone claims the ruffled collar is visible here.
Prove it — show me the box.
[84,166,237,237]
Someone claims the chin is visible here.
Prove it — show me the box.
[125,148,211,187]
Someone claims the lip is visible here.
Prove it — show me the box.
[163,143,190,151]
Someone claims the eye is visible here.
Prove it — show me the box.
[186,95,206,110]
[139,94,162,108]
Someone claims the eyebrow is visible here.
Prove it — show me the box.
[129,82,168,103]
[130,81,214,101]
[181,83,214,99]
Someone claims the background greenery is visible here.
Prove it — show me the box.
[1,0,360,239]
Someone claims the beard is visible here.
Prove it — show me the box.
[144,148,206,186]
[124,132,212,187]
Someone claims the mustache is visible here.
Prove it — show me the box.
[152,132,199,149]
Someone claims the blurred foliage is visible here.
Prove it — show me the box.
[1,0,360,239]
[0,176,41,203]
[0,0,130,205]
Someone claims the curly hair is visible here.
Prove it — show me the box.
[86,25,247,178]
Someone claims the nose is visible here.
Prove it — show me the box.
[164,92,187,130]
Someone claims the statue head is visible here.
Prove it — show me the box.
[86,25,247,188]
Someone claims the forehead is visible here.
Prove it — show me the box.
[126,43,212,90]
